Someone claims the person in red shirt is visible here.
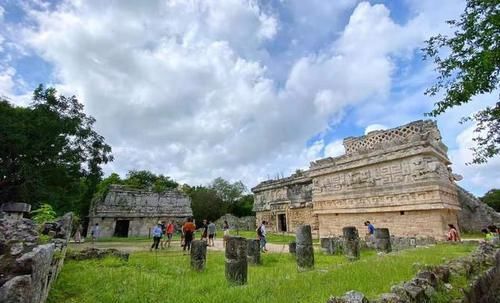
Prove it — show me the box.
[165,220,175,248]
[182,217,196,252]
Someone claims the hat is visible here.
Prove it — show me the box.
[158,221,162,224]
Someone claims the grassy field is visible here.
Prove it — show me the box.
[48,243,475,303]
[89,230,299,245]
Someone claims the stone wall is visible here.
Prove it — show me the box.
[456,185,500,232]
[252,120,463,239]
[88,185,193,237]
[214,214,256,231]
[0,213,72,303]
[317,209,458,240]
[326,242,500,303]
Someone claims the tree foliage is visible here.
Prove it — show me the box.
[423,0,499,163]
[181,178,254,227]
[481,188,500,211]
[0,85,112,215]
[32,203,57,224]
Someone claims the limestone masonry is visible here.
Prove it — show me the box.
[88,185,193,237]
[252,120,464,239]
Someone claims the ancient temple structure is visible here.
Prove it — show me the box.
[88,185,192,237]
[252,120,461,239]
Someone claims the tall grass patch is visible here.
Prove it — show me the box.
[48,244,475,303]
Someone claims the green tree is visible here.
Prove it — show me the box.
[32,203,57,224]
[481,188,500,211]
[189,186,227,226]
[423,0,499,163]
[232,194,255,217]
[0,86,112,215]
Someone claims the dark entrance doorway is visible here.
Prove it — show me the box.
[114,220,129,237]
[278,214,287,232]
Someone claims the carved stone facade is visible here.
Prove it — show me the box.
[252,120,461,239]
[88,185,193,238]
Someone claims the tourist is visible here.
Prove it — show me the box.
[160,221,167,249]
[446,224,460,242]
[182,217,196,252]
[257,220,267,253]
[74,224,82,243]
[223,220,230,248]
[165,220,175,247]
[201,219,208,241]
[91,223,100,243]
[364,221,375,235]
[150,221,163,251]
[208,220,216,246]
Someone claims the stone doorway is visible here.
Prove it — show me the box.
[114,220,130,237]
[278,214,287,232]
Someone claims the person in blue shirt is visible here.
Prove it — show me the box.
[150,221,163,251]
[364,221,375,235]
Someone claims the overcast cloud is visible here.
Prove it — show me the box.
[0,0,498,194]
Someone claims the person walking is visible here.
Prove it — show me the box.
[201,219,208,241]
[165,220,175,248]
[150,222,163,251]
[364,221,375,235]
[91,223,100,244]
[223,220,230,248]
[208,220,216,247]
[257,221,267,253]
[74,224,82,243]
[182,217,196,253]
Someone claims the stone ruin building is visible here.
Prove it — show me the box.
[252,120,465,240]
[88,185,192,238]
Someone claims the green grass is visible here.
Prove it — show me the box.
[48,244,475,303]
[229,230,300,244]
[94,231,299,245]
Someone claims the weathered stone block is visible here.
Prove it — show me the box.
[374,228,391,253]
[246,239,261,265]
[343,227,360,261]
[190,240,207,271]
[225,236,247,285]
[296,225,314,270]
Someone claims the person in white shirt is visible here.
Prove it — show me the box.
[257,221,268,252]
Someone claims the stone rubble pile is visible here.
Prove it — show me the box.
[326,242,500,303]
[65,248,129,262]
[0,213,72,303]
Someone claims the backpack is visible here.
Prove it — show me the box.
[257,226,263,237]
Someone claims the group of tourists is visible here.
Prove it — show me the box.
[150,220,176,251]
[150,218,228,252]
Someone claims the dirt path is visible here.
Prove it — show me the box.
[69,238,291,253]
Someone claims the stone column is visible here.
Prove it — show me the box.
[289,242,296,254]
[320,238,334,255]
[190,240,207,271]
[374,228,392,253]
[225,236,247,285]
[246,239,261,265]
[343,226,360,261]
[296,225,314,271]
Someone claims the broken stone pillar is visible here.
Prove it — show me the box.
[190,240,207,271]
[246,239,261,265]
[225,236,247,285]
[321,238,334,255]
[289,241,296,254]
[296,225,314,270]
[343,226,360,261]
[375,228,392,253]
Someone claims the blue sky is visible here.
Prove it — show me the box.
[0,0,498,195]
